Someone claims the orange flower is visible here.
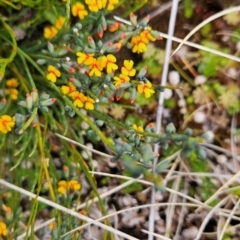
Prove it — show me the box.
[109,22,120,32]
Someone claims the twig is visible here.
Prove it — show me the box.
[149,1,180,239]
[194,197,229,240]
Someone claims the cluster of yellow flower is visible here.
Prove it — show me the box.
[57,179,81,195]
[44,16,65,39]
[5,78,19,100]
[76,52,118,77]
[0,222,7,237]
[61,82,95,110]
[72,0,119,20]
[44,1,119,39]
[113,60,155,99]
[130,27,157,54]
[0,115,15,134]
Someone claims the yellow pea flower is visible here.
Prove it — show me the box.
[131,35,148,53]
[61,82,76,95]
[76,52,95,65]
[70,91,86,108]
[85,0,103,12]
[68,180,81,192]
[72,2,88,20]
[55,16,65,30]
[46,65,61,83]
[84,96,95,110]
[57,180,67,195]
[0,115,15,134]
[137,80,155,98]
[0,222,7,236]
[121,60,136,76]
[113,74,130,88]
[43,26,58,39]
[88,58,103,77]
[6,88,19,100]
[6,78,19,88]
[132,124,144,137]
[100,54,118,74]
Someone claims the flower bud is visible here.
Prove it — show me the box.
[0,98,7,110]
[58,48,68,56]
[118,82,131,90]
[105,43,122,53]
[97,24,104,38]
[130,13,138,27]
[97,40,103,49]
[31,89,38,103]
[101,15,107,31]
[95,119,104,127]
[87,36,96,49]
[69,78,82,88]
[47,42,55,55]
[26,93,33,111]
[165,122,176,134]
[184,128,193,136]
[150,30,163,40]
[139,15,150,27]
[18,100,27,108]
[40,98,56,107]
[137,66,147,79]
[108,83,116,91]
[40,93,50,100]
[196,146,207,160]
[129,87,137,104]
[84,47,96,54]
[32,116,38,127]
[115,88,124,101]
[36,59,47,65]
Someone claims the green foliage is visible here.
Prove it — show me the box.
[198,40,229,77]
[183,0,193,19]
